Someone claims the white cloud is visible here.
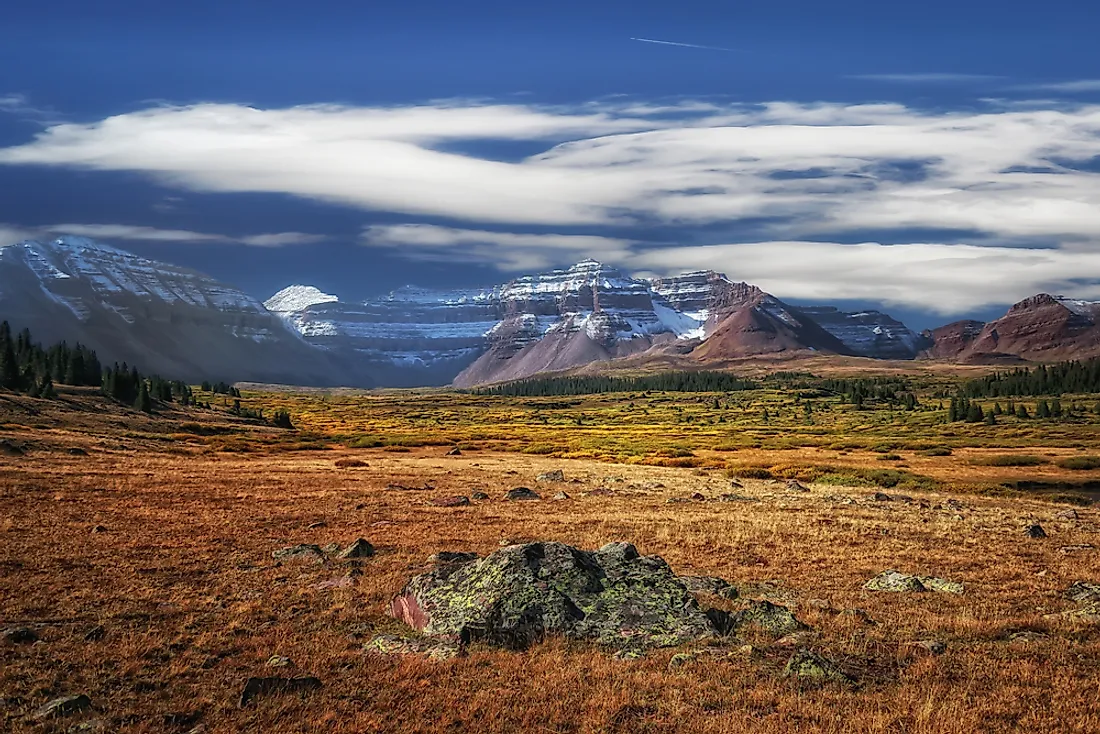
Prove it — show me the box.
[848,73,1001,83]
[1012,80,1100,93]
[6,98,1100,311]
[1,223,327,247]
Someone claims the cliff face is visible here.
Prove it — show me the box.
[800,306,930,359]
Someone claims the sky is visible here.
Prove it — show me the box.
[3,0,1100,329]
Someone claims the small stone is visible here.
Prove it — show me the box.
[1045,601,1100,622]
[471,491,490,500]
[729,479,744,488]
[613,648,645,661]
[431,495,471,507]
[536,470,565,482]
[90,525,107,534]
[914,639,947,655]
[782,649,854,685]
[1024,523,1047,539]
[505,487,541,501]
[320,542,341,554]
[1008,631,1048,643]
[864,570,927,593]
[918,576,964,594]
[363,634,461,660]
[3,626,39,644]
[67,719,107,733]
[1055,509,1079,522]
[35,694,92,719]
[446,448,462,456]
[680,576,739,600]
[266,655,293,668]
[586,488,614,497]
[1065,581,1100,603]
[690,492,706,501]
[239,676,321,707]
[428,551,479,564]
[83,625,106,642]
[307,521,327,530]
[872,492,893,502]
[776,630,818,647]
[272,544,325,563]
[839,609,876,625]
[552,491,571,501]
[786,480,809,493]
[718,493,758,503]
[338,539,375,559]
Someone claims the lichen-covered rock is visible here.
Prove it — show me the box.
[3,626,39,644]
[1065,581,1100,603]
[273,544,325,563]
[506,487,541,501]
[471,491,490,501]
[681,576,739,600]
[783,649,854,684]
[863,570,961,594]
[667,652,697,670]
[388,541,717,650]
[1047,601,1100,622]
[728,600,808,637]
[429,551,479,565]
[552,491,571,501]
[537,470,565,482]
[35,694,92,719]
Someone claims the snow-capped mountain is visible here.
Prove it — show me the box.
[799,306,930,359]
[0,236,358,385]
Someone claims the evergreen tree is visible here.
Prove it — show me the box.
[1051,399,1063,418]
[993,402,1003,415]
[134,380,152,413]
[1017,404,1030,419]
[1037,400,1051,419]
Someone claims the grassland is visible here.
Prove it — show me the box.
[1,381,1100,733]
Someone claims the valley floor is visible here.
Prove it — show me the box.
[2,424,1100,732]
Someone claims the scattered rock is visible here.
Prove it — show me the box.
[83,625,106,642]
[586,488,615,497]
[729,479,744,489]
[431,495,471,508]
[313,576,356,590]
[321,542,341,554]
[613,648,645,661]
[1008,630,1048,644]
[266,655,293,668]
[1045,601,1100,622]
[334,458,369,469]
[776,630,818,647]
[1024,523,1047,539]
[942,499,964,511]
[863,570,927,593]
[1059,544,1094,553]
[505,487,541,501]
[536,470,565,482]
[786,480,810,492]
[717,493,758,503]
[239,676,321,707]
[363,634,461,660]
[3,626,39,644]
[338,539,375,559]
[272,544,325,563]
[782,649,854,685]
[863,571,964,594]
[471,491,490,501]
[307,521,327,530]
[690,492,706,501]
[0,439,25,456]
[428,551,480,565]
[872,492,893,502]
[90,525,107,534]
[35,694,92,719]
[67,447,88,456]
[727,600,808,637]
[1055,509,1079,522]
[914,639,947,655]
[446,448,462,456]
[67,719,107,732]
[839,609,876,625]
[552,491,571,501]
[642,482,666,490]
[680,576,739,600]
[1065,581,1100,603]
[388,541,717,650]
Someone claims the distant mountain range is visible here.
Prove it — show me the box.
[3,236,1099,387]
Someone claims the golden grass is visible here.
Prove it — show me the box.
[0,389,1099,732]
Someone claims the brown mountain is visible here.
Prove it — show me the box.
[921,294,1100,363]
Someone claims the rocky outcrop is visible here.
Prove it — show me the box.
[388,542,718,650]
[800,306,930,359]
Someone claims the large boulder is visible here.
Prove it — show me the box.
[388,541,717,650]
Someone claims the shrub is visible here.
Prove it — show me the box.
[1057,456,1100,471]
[919,447,953,457]
[970,455,1049,467]
[335,458,369,468]
[877,454,903,461]
[729,466,774,480]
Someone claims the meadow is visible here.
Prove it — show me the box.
[1,374,1099,732]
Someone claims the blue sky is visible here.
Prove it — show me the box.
[2,0,1100,328]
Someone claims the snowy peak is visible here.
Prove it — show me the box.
[800,306,929,359]
[265,285,340,313]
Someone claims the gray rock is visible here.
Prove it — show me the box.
[320,542,341,554]
[471,491,490,501]
[388,541,717,650]
[338,539,375,559]
[1024,523,1047,539]
[918,576,965,594]
[782,649,854,685]
[863,570,927,593]
[786,480,810,493]
[872,492,893,502]
[537,469,565,482]
[239,676,321,707]
[431,495,471,507]
[914,639,947,655]
[717,493,758,503]
[552,491,571,501]
[447,448,462,456]
[1055,509,1079,522]
[1046,601,1100,622]
[727,600,808,637]
[272,544,325,563]
[3,626,39,644]
[505,487,541,501]
[35,694,92,719]
[1065,581,1100,603]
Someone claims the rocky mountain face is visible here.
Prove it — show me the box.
[921,294,1100,363]
[799,307,930,359]
[0,237,357,386]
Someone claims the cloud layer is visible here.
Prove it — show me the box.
[4,97,1100,312]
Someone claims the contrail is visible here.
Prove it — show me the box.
[630,37,741,53]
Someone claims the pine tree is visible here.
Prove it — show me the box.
[1037,400,1051,419]
[1017,404,1030,419]
[1051,399,1063,418]
[134,381,152,413]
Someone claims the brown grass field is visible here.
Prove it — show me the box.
[2,386,1100,733]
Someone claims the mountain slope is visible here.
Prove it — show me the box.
[0,237,359,385]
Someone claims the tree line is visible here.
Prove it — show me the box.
[964,358,1100,397]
